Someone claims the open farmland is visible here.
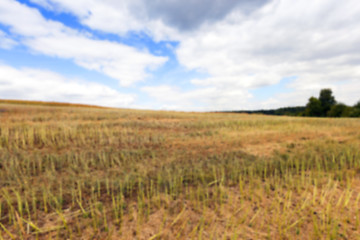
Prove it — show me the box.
[1,101,360,239]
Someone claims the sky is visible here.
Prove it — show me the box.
[0,0,359,111]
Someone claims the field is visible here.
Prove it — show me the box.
[1,101,360,239]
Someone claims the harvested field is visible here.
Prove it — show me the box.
[1,101,360,239]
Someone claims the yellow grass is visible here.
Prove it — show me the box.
[0,101,360,239]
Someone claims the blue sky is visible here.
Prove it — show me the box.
[0,0,359,110]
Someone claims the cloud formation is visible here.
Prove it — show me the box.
[1,0,360,110]
[0,0,167,86]
[0,64,135,107]
[28,0,269,38]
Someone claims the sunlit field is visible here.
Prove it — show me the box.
[1,101,360,239]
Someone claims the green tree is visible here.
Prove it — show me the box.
[350,101,360,117]
[328,103,350,117]
[304,97,322,117]
[319,89,336,116]
[354,101,360,109]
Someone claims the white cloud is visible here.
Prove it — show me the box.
[141,85,252,111]
[24,35,166,86]
[28,0,182,41]
[0,64,135,107]
[0,30,16,49]
[0,0,167,86]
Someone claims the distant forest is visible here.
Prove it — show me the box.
[229,89,360,117]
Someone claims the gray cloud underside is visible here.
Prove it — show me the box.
[142,0,270,30]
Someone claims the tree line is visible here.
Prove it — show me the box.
[227,89,360,117]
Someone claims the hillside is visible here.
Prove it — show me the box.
[1,101,360,239]
[0,99,108,109]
